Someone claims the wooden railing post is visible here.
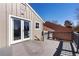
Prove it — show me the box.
[48,31,49,39]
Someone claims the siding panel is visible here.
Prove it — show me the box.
[6,3,12,47]
[12,3,17,16]
[0,3,7,48]
[16,3,21,17]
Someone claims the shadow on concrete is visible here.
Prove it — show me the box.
[53,40,63,56]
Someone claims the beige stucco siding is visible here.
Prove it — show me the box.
[6,3,13,48]
[12,3,17,16]
[16,3,21,17]
[26,5,30,19]
[0,4,7,48]
[33,14,43,40]
[0,3,44,48]
[27,5,43,40]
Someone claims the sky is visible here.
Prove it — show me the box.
[30,3,79,26]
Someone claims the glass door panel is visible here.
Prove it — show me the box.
[13,18,21,40]
[24,21,30,38]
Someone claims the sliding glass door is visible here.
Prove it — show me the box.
[11,17,30,44]
[24,20,30,38]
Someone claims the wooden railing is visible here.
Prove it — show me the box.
[53,32,73,41]
[43,31,74,41]
[73,32,79,53]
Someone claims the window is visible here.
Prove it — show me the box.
[36,23,39,28]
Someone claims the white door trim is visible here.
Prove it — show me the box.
[9,15,32,46]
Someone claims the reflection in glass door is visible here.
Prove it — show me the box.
[24,21,30,38]
[11,17,30,44]
[13,18,21,40]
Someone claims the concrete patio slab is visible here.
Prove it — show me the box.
[0,47,12,56]
[0,40,59,56]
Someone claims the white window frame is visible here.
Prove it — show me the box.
[8,15,33,46]
[35,22,41,30]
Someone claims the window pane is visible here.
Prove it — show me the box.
[24,21,29,38]
[36,23,39,28]
[14,18,21,40]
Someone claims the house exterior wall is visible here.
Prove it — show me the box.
[0,4,7,48]
[0,3,44,48]
[33,15,43,40]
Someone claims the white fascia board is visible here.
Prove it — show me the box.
[26,3,45,23]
